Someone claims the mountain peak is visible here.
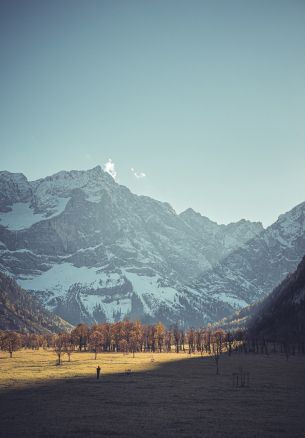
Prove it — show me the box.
[43,164,108,181]
[180,207,201,217]
[226,218,264,231]
[91,164,102,172]
[180,208,215,223]
[0,170,28,179]
[0,171,32,209]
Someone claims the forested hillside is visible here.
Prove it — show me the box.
[0,272,73,333]
[248,255,305,342]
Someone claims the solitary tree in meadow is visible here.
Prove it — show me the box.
[53,333,66,365]
[1,331,22,358]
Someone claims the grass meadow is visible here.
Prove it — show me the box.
[0,349,305,437]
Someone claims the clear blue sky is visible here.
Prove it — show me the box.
[1,0,304,226]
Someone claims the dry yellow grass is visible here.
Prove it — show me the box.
[0,348,202,390]
[1,349,305,438]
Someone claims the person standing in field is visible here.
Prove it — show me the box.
[96,365,101,380]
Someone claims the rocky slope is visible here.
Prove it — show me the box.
[0,166,263,327]
[0,271,72,333]
[180,208,264,266]
[192,201,305,310]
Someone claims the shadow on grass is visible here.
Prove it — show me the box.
[1,353,305,438]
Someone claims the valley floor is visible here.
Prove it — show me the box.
[0,350,304,438]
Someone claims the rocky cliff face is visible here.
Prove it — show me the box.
[0,166,263,327]
[180,208,264,266]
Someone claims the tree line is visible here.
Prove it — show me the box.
[1,320,304,370]
[0,322,233,362]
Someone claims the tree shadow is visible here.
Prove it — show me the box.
[1,353,305,438]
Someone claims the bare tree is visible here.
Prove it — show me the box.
[129,335,138,358]
[2,331,22,358]
[203,330,211,354]
[155,322,165,353]
[187,328,195,354]
[164,330,172,352]
[211,330,225,375]
[172,325,181,353]
[62,333,74,362]
[53,333,66,365]
[90,331,104,360]
[127,324,142,357]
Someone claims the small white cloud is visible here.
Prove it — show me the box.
[131,167,146,179]
[103,158,117,180]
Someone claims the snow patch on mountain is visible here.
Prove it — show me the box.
[215,293,248,308]
[122,269,180,314]
[0,198,70,230]
[17,260,183,321]
[18,263,116,296]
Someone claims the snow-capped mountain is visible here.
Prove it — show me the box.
[192,201,305,309]
[0,166,263,327]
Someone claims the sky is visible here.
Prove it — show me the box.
[0,0,305,227]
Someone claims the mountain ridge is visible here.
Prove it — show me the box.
[0,165,303,327]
